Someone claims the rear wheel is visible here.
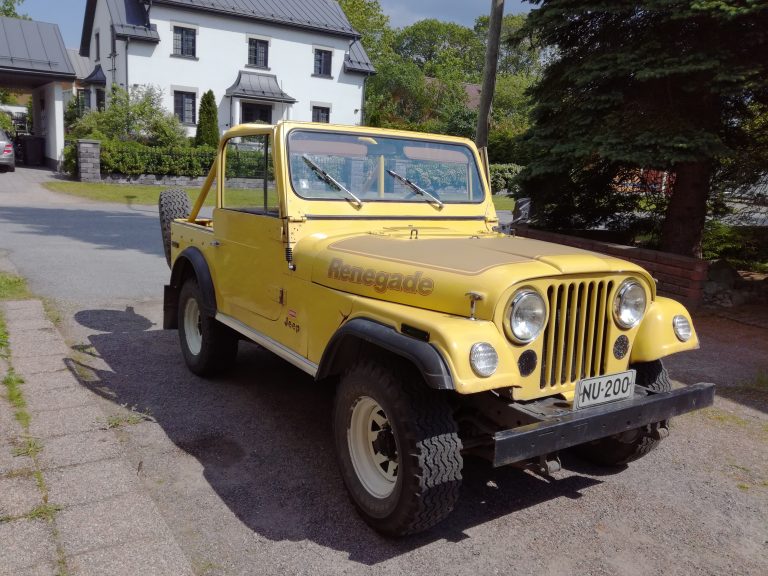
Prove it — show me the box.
[333,361,463,536]
[159,188,191,267]
[575,360,671,466]
[177,278,237,376]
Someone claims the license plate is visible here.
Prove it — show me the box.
[574,370,636,410]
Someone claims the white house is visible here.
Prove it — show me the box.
[78,0,375,135]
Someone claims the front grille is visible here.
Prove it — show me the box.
[540,280,614,388]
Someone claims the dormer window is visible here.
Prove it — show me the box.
[173,26,196,58]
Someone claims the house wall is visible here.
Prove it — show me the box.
[91,0,112,85]
[123,5,364,135]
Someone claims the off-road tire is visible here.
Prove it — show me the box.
[177,277,237,376]
[333,361,463,536]
[575,360,671,466]
[159,188,191,267]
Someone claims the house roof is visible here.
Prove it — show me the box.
[80,0,374,74]
[67,48,94,80]
[83,64,107,85]
[153,0,358,37]
[0,16,76,88]
[225,71,297,103]
[344,39,375,75]
[80,0,160,56]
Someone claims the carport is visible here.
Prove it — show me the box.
[0,16,76,168]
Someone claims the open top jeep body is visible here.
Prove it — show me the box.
[162,121,714,535]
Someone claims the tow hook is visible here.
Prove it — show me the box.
[649,422,670,441]
[528,454,561,476]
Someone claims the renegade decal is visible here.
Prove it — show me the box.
[327,258,435,296]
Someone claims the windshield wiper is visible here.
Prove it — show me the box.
[302,155,363,208]
[386,169,444,209]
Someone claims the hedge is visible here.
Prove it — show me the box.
[63,140,273,179]
[63,140,522,191]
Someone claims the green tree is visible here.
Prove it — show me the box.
[516,0,768,257]
[0,0,23,17]
[474,13,542,77]
[394,20,485,82]
[194,90,219,148]
[69,85,187,147]
[338,0,394,61]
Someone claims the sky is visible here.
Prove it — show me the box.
[20,0,530,49]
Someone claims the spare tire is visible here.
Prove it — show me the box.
[159,188,191,267]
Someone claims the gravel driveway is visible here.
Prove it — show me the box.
[1,168,766,575]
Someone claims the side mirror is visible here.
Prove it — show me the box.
[512,197,531,224]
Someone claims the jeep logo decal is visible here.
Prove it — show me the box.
[328,258,434,296]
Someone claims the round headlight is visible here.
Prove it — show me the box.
[506,289,547,344]
[469,342,498,377]
[673,315,692,341]
[613,280,646,329]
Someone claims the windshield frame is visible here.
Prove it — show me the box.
[286,128,486,205]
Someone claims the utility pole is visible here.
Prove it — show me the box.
[476,0,504,153]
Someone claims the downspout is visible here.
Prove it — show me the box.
[125,37,130,88]
[360,75,367,125]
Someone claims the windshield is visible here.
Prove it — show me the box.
[287,130,485,204]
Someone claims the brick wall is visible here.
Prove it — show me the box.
[515,227,709,309]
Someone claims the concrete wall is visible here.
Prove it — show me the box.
[115,4,366,134]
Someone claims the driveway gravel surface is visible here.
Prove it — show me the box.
[1,168,766,575]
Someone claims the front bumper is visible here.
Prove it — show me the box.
[493,382,715,467]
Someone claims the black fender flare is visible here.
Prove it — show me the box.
[316,318,454,390]
[163,247,217,329]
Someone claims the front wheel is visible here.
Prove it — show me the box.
[333,361,463,536]
[177,278,238,376]
[575,360,671,466]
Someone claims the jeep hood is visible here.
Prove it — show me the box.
[306,233,651,319]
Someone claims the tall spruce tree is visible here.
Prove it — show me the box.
[517,0,768,257]
[195,90,219,148]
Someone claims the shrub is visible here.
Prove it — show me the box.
[62,143,78,176]
[68,85,187,147]
[195,90,219,148]
[701,221,768,271]
[0,111,14,136]
[489,163,523,195]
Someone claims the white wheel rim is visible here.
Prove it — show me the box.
[348,396,398,499]
[183,298,203,356]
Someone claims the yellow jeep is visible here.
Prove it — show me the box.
[159,121,714,535]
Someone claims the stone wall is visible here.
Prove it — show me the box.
[515,227,709,309]
[76,140,101,182]
[100,174,268,189]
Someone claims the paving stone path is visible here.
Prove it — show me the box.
[0,299,194,576]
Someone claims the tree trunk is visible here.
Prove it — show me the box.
[660,161,711,258]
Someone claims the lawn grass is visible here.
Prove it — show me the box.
[43,181,207,205]
[491,194,516,211]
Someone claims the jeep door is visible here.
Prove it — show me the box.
[213,132,284,324]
